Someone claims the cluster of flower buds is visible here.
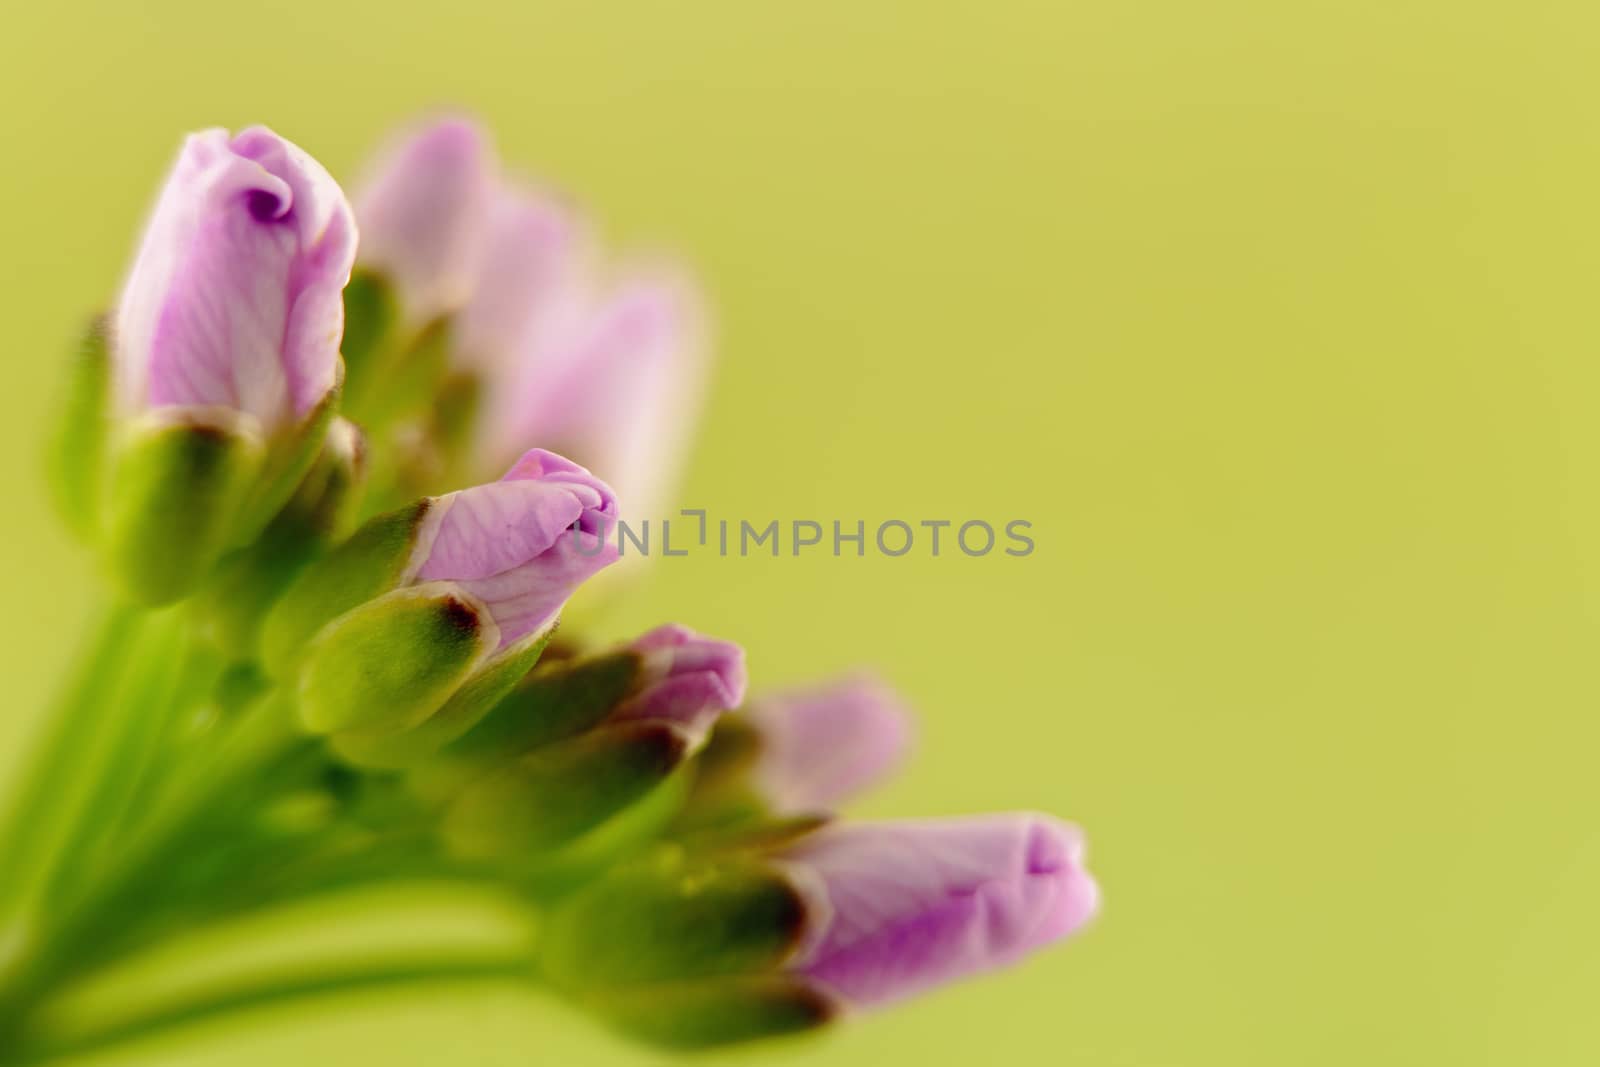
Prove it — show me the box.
[10,116,1098,1059]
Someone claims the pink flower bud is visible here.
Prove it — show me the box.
[782,814,1099,1008]
[114,126,356,434]
[409,448,619,648]
[609,624,748,746]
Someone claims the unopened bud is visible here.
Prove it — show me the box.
[780,815,1099,1009]
[295,583,495,736]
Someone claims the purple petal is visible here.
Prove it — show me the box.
[746,675,912,813]
[355,117,495,322]
[412,449,619,647]
[115,127,355,429]
[445,536,616,648]
[785,815,1099,1007]
[455,184,587,376]
[495,267,706,522]
[609,624,748,745]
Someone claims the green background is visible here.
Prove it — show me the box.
[3,1,1597,1063]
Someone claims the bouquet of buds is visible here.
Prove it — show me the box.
[0,117,1098,1062]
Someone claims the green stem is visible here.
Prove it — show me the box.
[88,820,492,963]
[0,696,306,1025]
[0,602,144,934]
[36,608,195,905]
[6,952,532,1066]
[96,625,225,847]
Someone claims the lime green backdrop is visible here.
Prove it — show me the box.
[3,2,1597,1064]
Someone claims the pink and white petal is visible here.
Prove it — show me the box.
[456,185,586,374]
[787,815,1096,1006]
[612,672,741,729]
[415,479,591,583]
[449,534,620,646]
[355,117,495,321]
[142,183,298,426]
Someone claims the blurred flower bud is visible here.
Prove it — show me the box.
[354,117,494,326]
[486,267,707,532]
[779,814,1099,1008]
[297,583,496,735]
[679,675,911,834]
[454,185,585,379]
[370,185,586,493]
[103,126,356,600]
[343,118,494,427]
[744,675,911,813]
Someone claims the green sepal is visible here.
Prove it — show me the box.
[442,720,695,857]
[540,851,816,989]
[329,620,557,769]
[440,649,645,763]
[591,976,836,1050]
[198,420,367,658]
[260,499,432,677]
[228,373,342,545]
[295,583,494,736]
[101,411,262,605]
[45,316,111,539]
